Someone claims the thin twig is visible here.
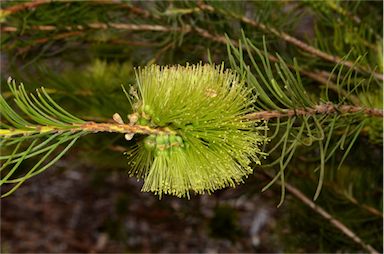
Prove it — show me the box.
[1,0,157,19]
[2,23,190,54]
[291,168,384,218]
[198,3,383,81]
[1,23,190,33]
[3,1,381,84]
[346,195,384,218]
[0,23,364,103]
[0,0,51,14]
[192,26,360,105]
[246,103,383,120]
[283,180,380,254]
[17,31,84,54]
[118,3,362,104]
[2,102,381,138]
[258,170,380,254]
[0,122,175,138]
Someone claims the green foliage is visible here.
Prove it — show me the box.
[0,1,382,252]
[226,36,382,204]
[1,65,269,199]
[4,59,135,118]
[0,78,87,197]
[280,146,383,252]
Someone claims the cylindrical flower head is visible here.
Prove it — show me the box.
[126,63,268,198]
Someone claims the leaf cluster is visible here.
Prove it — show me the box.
[1,78,86,197]
[227,35,382,203]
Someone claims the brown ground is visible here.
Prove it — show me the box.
[1,159,282,253]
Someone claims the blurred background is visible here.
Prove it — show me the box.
[1,1,383,253]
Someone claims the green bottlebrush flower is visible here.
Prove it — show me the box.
[125,63,268,198]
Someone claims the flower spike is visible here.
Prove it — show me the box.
[125,63,268,198]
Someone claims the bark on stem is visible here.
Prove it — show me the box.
[192,27,361,105]
[198,3,383,81]
[246,103,383,120]
[1,103,381,138]
[1,23,190,33]
[2,22,359,103]
[283,181,380,254]
[1,0,51,14]
[0,122,175,138]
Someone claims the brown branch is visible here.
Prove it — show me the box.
[1,23,189,33]
[33,31,83,43]
[346,195,384,218]
[198,3,383,81]
[291,168,384,218]
[1,122,175,138]
[2,23,190,54]
[16,31,83,54]
[3,103,380,138]
[0,22,367,104]
[0,0,154,18]
[283,180,380,254]
[3,1,381,83]
[193,26,229,45]
[258,170,380,254]
[110,3,362,104]
[77,122,175,135]
[86,0,155,18]
[192,26,360,105]
[246,103,383,120]
[0,0,51,15]
[102,38,162,47]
